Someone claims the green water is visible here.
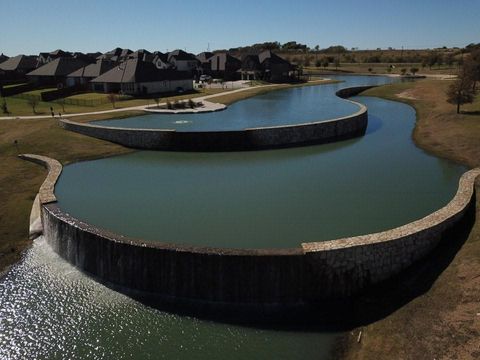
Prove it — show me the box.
[0,76,467,359]
[56,96,465,249]
[95,75,392,131]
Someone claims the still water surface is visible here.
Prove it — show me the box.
[95,76,391,131]
[0,76,467,359]
[56,95,466,249]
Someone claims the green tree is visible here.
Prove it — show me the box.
[400,68,407,76]
[446,68,475,113]
[464,49,480,91]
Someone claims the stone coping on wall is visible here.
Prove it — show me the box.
[18,154,62,204]
[144,100,226,114]
[20,154,480,258]
[58,85,375,152]
[302,168,480,253]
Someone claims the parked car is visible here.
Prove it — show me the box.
[199,74,212,82]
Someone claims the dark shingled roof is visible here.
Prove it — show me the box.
[68,60,115,78]
[168,49,197,61]
[241,54,262,71]
[27,57,87,77]
[209,53,241,71]
[91,58,192,83]
[0,55,37,72]
[49,49,71,57]
[258,50,293,67]
[196,52,214,63]
[0,53,10,63]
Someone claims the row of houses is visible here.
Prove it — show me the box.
[0,48,297,96]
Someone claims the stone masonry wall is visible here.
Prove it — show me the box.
[59,86,374,151]
[22,156,480,308]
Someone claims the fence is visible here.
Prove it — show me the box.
[10,89,131,107]
[1,83,36,97]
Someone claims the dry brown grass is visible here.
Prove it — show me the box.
[339,79,480,360]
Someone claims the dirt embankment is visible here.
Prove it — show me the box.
[339,79,480,360]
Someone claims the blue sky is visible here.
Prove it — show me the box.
[1,0,479,56]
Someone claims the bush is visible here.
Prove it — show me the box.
[166,100,173,109]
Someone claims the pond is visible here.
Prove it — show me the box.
[0,75,467,359]
[94,75,393,131]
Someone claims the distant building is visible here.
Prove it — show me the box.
[66,59,115,87]
[0,53,9,64]
[258,50,295,82]
[0,55,38,81]
[129,49,153,62]
[36,49,73,67]
[0,54,38,74]
[151,51,173,69]
[240,50,295,82]
[208,52,242,80]
[26,57,87,86]
[196,52,214,74]
[98,48,132,63]
[90,58,193,95]
[167,50,199,73]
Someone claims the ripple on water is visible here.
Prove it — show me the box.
[0,237,335,359]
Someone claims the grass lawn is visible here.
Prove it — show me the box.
[340,79,480,360]
[0,111,137,276]
[209,79,339,105]
[0,88,227,116]
[305,63,459,76]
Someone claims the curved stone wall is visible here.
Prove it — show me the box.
[22,154,480,310]
[59,86,375,152]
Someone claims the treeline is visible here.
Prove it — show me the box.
[446,49,480,113]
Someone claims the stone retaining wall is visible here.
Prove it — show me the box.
[59,86,375,152]
[22,154,480,310]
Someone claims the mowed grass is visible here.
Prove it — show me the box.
[0,112,138,275]
[0,87,227,116]
[208,79,339,105]
[340,79,480,360]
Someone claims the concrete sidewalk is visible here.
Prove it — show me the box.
[0,84,278,121]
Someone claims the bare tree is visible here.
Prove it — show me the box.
[446,68,475,114]
[464,50,480,91]
[400,68,407,76]
[57,98,66,113]
[1,98,9,114]
[27,97,39,114]
[107,93,117,108]
[410,67,419,76]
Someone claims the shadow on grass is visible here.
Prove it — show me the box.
[461,110,480,116]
